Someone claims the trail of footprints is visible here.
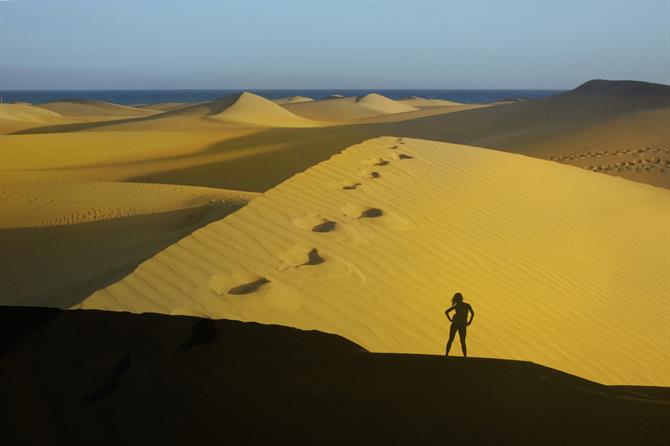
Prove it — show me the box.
[223,138,411,296]
[548,147,670,174]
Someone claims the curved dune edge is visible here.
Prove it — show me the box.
[0,104,63,123]
[0,182,259,228]
[78,136,670,386]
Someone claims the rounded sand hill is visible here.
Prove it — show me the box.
[284,93,418,120]
[156,92,318,127]
[79,136,670,386]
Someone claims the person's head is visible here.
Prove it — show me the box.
[452,292,463,305]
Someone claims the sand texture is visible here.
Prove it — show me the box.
[79,136,670,386]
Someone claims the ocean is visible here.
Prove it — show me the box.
[0,89,563,106]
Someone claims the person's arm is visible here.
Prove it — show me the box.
[467,305,475,325]
[444,305,455,322]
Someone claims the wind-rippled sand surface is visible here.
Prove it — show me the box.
[80,136,670,386]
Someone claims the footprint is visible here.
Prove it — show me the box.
[305,248,325,265]
[342,183,361,190]
[389,145,399,150]
[228,278,270,295]
[279,245,325,269]
[359,208,383,218]
[397,153,413,160]
[293,214,335,232]
[374,159,390,166]
[312,220,336,232]
[369,171,381,179]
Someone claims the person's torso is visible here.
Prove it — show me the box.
[452,303,470,323]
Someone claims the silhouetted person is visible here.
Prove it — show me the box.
[445,292,474,357]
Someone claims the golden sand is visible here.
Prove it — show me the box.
[78,137,670,386]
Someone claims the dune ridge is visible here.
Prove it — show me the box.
[79,136,670,386]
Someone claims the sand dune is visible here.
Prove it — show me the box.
[36,99,158,117]
[0,182,257,307]
[398,96,462,108]
[0,104,64,132]
[284,93,418,120]
[272,95,314,105]
[4,81,668,189]
[151,91,318,127]
[3,307,668,446]
[79,137,670,386]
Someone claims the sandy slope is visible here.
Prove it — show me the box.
[285,93,418,120]
[79,137,670,386]
[3,307,668,446]
[0,182,257,307]
[36,99,157,117]
[0,104,64,133]
[398,96,462,108]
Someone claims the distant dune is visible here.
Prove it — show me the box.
[2,307,668,446]
[272,95,314,105]
[136,102,191,111]
[36,99,157,117]
[79,137,670,386]
[0,182,257,307]
[4,80,669,190]
[0,103,62,123]
[284,93,418,120]
[398,96,462,108]
[156,91,318,127]
[0,104,65,133]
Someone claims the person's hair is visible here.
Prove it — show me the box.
[452,292,463,305]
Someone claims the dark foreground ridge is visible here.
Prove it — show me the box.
[1,307,668,446]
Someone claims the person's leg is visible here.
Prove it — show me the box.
[458,325,467,357]
[446,324,458,356]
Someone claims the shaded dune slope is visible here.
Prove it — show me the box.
[1,307,668,446]
[0,183,258,307]
[80,137,670,385]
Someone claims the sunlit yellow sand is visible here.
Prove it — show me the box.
[78,136,670,386]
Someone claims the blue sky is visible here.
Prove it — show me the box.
[1,0,668,89]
